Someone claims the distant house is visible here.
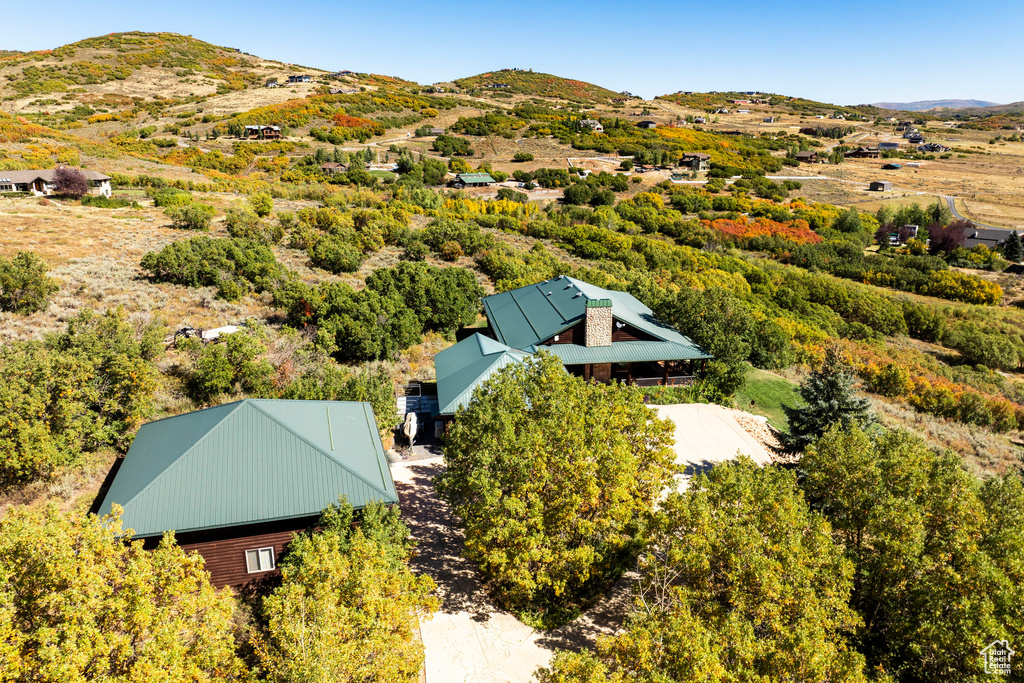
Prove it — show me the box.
[882,163,902,170]
[0,168,111,197]
[918,143,951,153]
[287,74,312,84]
[580,119,604,132]
[736,109,750,114]
[329,87,359,95]
[715,108,730,114]
[451,172,495,189]
[845,146,880,159]
[693,116,706,124]
[731,99,750,105]
[762,116,775,123]
[964,226,1009,249]
[680,152,710,172]
[637,120,657,129]
[93,399,398,588]
[244,125,281,140]
[265,79,279,88]
[869,180,893,191]
[795,150,819,163]
[878,142,900,151]
[320,162,348,174]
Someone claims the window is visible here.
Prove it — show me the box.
[245,546,276,573]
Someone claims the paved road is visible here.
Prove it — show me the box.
[940,195,1012,232]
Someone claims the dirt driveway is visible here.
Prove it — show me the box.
[391,457,633,683]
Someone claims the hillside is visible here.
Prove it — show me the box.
[657,91,880,119]
[452,69,621,103]
[0,32,327,116]
[872,99,1001,111]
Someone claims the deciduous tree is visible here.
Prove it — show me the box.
[435,354,675,625]
[51,166,89,198]
[0,505,243,681]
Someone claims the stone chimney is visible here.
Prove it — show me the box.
[584,299,613,347]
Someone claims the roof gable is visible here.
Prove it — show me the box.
[434,334,532,415]
[482,276,704,349]
[96,400,396,537]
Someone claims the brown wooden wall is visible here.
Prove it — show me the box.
[540,321,583,345]
[143,517,319,588]
[612,322,659,342]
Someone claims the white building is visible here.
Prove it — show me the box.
[0,169,112,197]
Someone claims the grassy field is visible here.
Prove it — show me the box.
[734,367,802,432]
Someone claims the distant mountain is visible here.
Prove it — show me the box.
[871,99,1001,111]
[452,70,621,103]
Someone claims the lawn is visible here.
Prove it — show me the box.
[368,170,396,180]
[734,366,801,432]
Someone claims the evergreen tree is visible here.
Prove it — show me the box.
[784,345,873,451]
[1003,230,1023,263]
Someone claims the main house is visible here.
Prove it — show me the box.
[434,277,711,415]
[0,169,111,197]
[94,399,398,588]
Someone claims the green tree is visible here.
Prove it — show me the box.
[0,505,243,681]
[539,457,866,682]
[0,309,163,487]
[435,354,676,625]
[255,499,437,683]
[1003,229,1023,263]
[0,251,59,313]
[364,261,483,336]
[179,326,275,404]
[801,427,1024,682]
[165,202,216,230]
[784,345,873,450]
[249,191,274,217]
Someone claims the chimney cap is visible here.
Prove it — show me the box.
[585,298,612,309]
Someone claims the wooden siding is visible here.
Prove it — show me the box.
[611,321,659,343]
[540,321,583,345]
[142,517,319,588]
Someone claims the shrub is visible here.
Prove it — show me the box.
[512,152,534,162]
[308,235,365,273]
[0,309,163,486]
[365,262,483,335]
[224,206,283,244]
[150,187,193,207]
[0,251,59,314]
[438,240,464,261]
[166,202,215,230]
[140,236,286,300]
[250,191,273,217]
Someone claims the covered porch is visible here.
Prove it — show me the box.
[567,359,706,387]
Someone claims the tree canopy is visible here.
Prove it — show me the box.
[254,499,437,682]
[539,456,866,682]
[434,353,676,625]
[0,505,243,681]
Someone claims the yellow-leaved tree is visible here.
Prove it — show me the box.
[0,505,243,681]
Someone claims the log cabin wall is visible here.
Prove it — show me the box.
[141,517,319,588]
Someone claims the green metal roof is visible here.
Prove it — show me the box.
[481,276,711,359]
[532,340,710,364]
[455,173,496,183]
[434,333,532,415]
[95,399,397,538]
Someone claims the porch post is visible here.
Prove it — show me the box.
[662,362,669,386]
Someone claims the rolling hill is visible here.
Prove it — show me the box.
[452,70,621,103]
[871,99,1001,111]
[0,32,325,115]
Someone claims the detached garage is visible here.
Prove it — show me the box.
[869,181,893,191]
